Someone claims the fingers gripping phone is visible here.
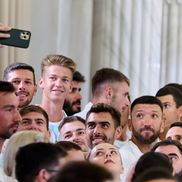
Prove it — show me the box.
[0,28,31,48]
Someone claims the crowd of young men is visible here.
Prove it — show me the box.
[0,22,182,182]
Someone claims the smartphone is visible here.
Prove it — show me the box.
[0,28,31,48]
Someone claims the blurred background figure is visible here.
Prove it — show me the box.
[63,70,85,116]
[48,161,113,182]
[15,142,68,182]
[2,131,49,181]
[134,168,178,182]
[131,152,174,182]
[55,141,85,161]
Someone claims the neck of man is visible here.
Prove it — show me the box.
[41,96,64,122]
[159,130,167,140]
[131,137,156,154]
[92,95,109,105]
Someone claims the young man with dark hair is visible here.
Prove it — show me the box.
[3,62,37,109]
[166,122,182,144]
[17,105,50,139]
[48,161,113,182]
[156,85,182,139]
[63,71,85,116]
[119,95,165,174]
[151,140,182,179]
[76,68,130,119]
[75,68,131,142]
[55,141,85,161]
[15,142,68,182]
[59,116,89,152]
[0,81,21,151]
[85,103,122,149]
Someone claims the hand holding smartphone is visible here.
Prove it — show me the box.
[0,23,11,48]
[0,25,31,48]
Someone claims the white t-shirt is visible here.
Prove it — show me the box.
[0,167,17,182]
[49,110,67,143]
[119,140,143,173]
[74,102,93,119]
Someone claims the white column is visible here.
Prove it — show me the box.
[119,0,132,77]
[148,0,163,94]
[176,0,182,83]
[129,0,143,99]
[166,0,178,82]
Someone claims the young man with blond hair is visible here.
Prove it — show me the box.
[39,54,76,142]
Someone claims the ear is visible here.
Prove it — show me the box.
[36,169,50,182]
[33,84,38,96]
[105,85,113,100]
[39,77,44,89]
[69,81,73,93]
[115,126,122,140]
[177,105,182,121]
[128,117,132,131]
[47,130,51,141]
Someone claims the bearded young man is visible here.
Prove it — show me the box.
[119,95,165,173]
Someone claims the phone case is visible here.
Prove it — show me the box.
[0,28,31,48]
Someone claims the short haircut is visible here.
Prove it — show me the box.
[73,71,85,82]
[15,142,67,182]
[132,152,173,182]
[48,161,113,182]
[41,54,76,75]
[92,68,129,96]
[86,103,121,128]
[151,140,182,155]
[165,83,182,92]
[170,122,182,128]
[156,86,182,108]
[131,95,163,112]
[59,116,85,131]
[0,81,15,92]
[19,105,49,130]
[134,167,177,182]
[3,62,36,84]
[55,141,82,151]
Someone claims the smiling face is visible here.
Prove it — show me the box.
[39,65,72,103]
[89,143,123,174]
[60,120,89,152]
[86,112,121,149]
[131,104,164,144]
[6,69,37,108]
